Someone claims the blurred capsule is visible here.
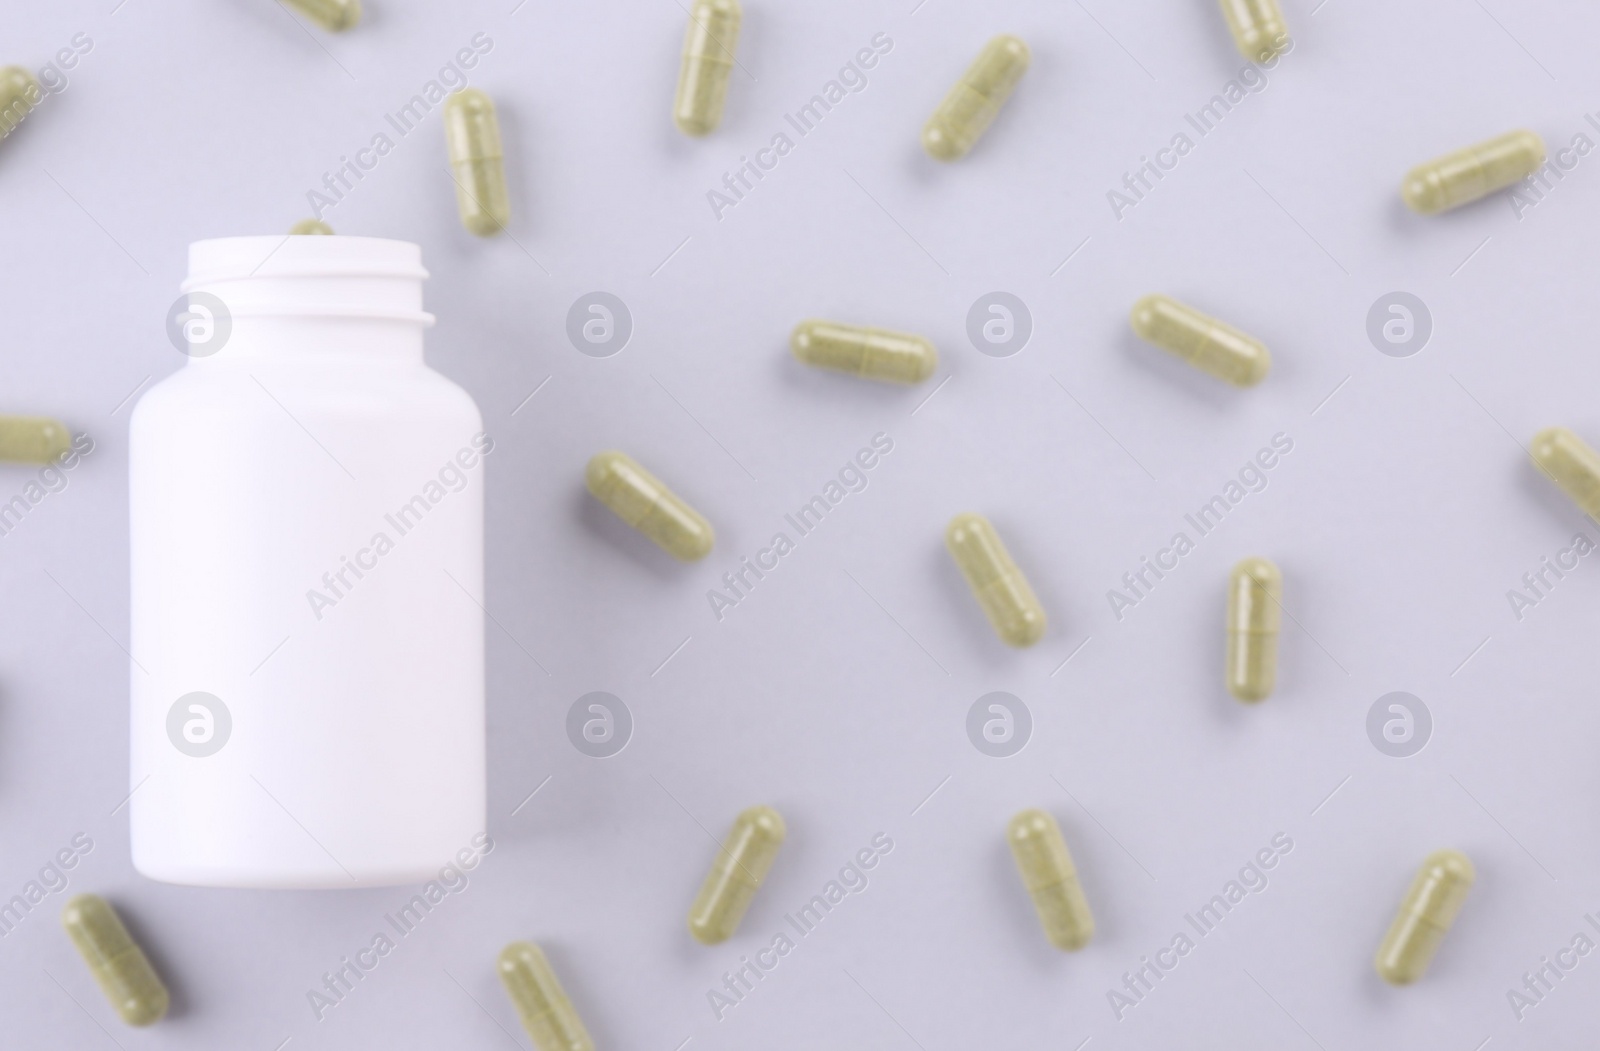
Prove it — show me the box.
[1531,427,1600,522]
[0,415,71,463]
[1130,294,1271,387]
[946,513,1046,647]
[585,451,714,561]
[444,88,510,236]
[688,805,785,945]
[673,0,742,136]
[61,895,169,1026]
[790,320,938,384]
[1375,850,1475,985]
[1226,557,1281,703]
[498,942,595,1051]
[923,35,1030,161]
[1008,809,1095,950]
[1402,130,1544,215]
[282,0,361,31]
[0,66,42,141]
[1219,0,1290,62]
[289,219,334,235]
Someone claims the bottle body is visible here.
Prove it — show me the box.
[129,237,486,888]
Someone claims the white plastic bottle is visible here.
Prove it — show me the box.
[129,236,487,888]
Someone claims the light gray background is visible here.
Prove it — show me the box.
[3,0,1599,1047]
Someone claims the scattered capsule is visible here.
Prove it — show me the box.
[281,0,361,32]
[61,895,169,1026]
[1008,809,1095,951]
[687,805,785,945]
[0,66,42,141]
[585,451,714,561]
[1226,557,1282,703]
[444,88,510,236]
[1531,427,1600,522]
[790,320,938,384]
[1218,0,1290,62]
[1402,130,1545,215]
[1375,849,1475,985]
[946,513,1046,647]
[673,0,742,136]
[0,415,71,463]
[497,942,595,1051]
[288,218,334,235]
[922,35,1030,161]
[1130,294,1271,387]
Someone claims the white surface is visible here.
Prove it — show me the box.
[2,0,1599,1047]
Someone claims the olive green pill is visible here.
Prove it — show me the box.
[1008,809,1094,951]
[585,451,714,561]
[1130,294,1271,387]
[0,66,42,141]
[282,0,361,32]
[673,0,741,136]
[289,218,334,235]
[1375,849,1475,985]
[1219,0,1290,62]
[0,416,71,463]
[1531,427,1600,522]
[688,805,785,945]
[61,895,169,1027]
[946,513,1047,647]
[1226,556,1281,703]
[444,88,510,237]
[497,942,594,1051]
[922,35,1030,161]
[1402,130,1545,215]
[790,320,938,384]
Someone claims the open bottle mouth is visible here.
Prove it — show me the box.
[181,235,436,326]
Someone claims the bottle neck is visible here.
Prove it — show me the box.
[190,314,427,366]
[178,236,435,366]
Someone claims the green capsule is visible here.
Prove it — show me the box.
[688,805,785,945]
[673,0,742,136]
[282,0,361,32]
[0,415,71,463]
[585,451,714,561]
[288,218,334,235]
[1375,850,1475,985]
[497,942,594,1051]
[1008,809,1094,951]
[1402,130,1545,215]
[1531,427,1600,522]
[790,319,939,384]
[1219,0,1290,62]
[444,88,510,237]
[1130,294,1271,387]
[946,513,1046,647]
[1226,557,1281,703]
[922,35,1030,161]
[0,66,42,141]
[61,895,169,1027]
